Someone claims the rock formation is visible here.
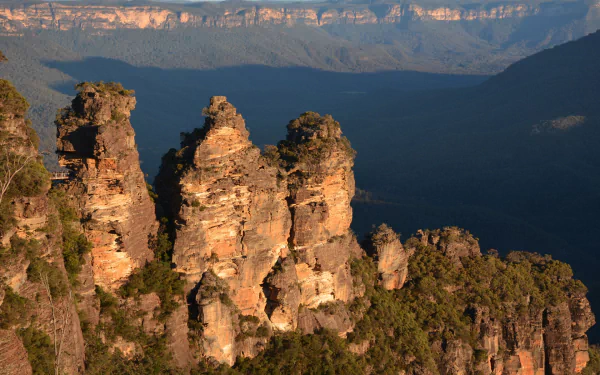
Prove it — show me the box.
[55,82,158,291]
[156,98,362,363]
[276,112,362,315]
[0,2,592,33]
[0,79,85,374]
[0,82,595,373]
[402,228,596,375]
[364,224,410,290]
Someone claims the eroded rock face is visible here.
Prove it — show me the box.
[195,271,238,365]
[0,2,589,33]
[0,330,33,375]
[364,224,409,290]
[56,82,158,291]
[279,112,361,309]
[263,257,301,332]
[416,227,481,265]
[156,96,291,319]
[0,79,85,375]
[156,99,363,364]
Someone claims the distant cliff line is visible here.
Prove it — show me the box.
[0,1,594,32]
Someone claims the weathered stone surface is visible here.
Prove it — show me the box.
[0,2,588,34]
[263,257,301,332]
[0,330,33,375]
[279,112,361,310]
[157,96,291,320]
[195,271,237,366]
[297,301,354,336]
[364,224,409,290]
[56,82,159,291]
[415,227,481,265]
[0,79,85,375]
[165,297,195,368]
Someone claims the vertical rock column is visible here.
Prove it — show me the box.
[156,96,291,364]
[364,224,409,290]
[56,82,158,291]
[278,112,361,311]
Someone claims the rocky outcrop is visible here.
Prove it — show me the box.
[0,330,32,375]
[156,96,291,363]
[156,96,291,316]
[279,112,361,310]
[0,2,592,33]
[156,98,362,364]
[0,79,85,374]
[1,81,597,373]
[402,229,595,375]
[415,227,481,265]
[364,224,409,290]
[56,82,158,291]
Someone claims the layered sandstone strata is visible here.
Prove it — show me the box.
[156,96,292,364]
[156,98,362,363]
[0,79,85,375]
[364,224,410,290]
[56,82,158,291]
[405,228,595,375]
[277,112,361,311]
[0,2,587,33]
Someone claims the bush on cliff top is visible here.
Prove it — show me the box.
[0,79,29,118]
[49,188,93,286]
[75,81,135,97]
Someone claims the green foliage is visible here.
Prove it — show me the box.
[583,345,600,375]
[18,326,55,375]
[49,188,92,285]
[27,257,68,298]
[120,261,184,320]
[234,331,364,374]
[75,81,135,97]
[146,183,158,202]
[0,199,16,235]
[0,79,29,118]
[9,161,50,197]
[277,112,355,169]
[83,300,180,375]
[349,257,437,374]
[62,228,92,285]
[236,315,269,342]
[0,286,30,328]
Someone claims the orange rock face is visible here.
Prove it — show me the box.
[365,224,409,290]
[56,82,159,291]
[0,330,33,375]
[157,99,362,364]
[0,2,580,34]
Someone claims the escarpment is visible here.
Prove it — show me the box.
[1,81,596,373]
[0,1,593,33]
[0,79,85,374]
[55,82,159,292]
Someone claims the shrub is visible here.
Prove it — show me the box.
[0,286,30,328]
[120,261,184,320]
[18,326,55,375]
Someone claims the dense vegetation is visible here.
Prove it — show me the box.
[179,229,591,374]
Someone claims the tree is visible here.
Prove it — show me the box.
[0,145,35,205]
[39,271,72,375]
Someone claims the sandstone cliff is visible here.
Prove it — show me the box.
[400,228,596,375]
[364,223,410,290]
[156,97,362,364]
[55,82,158,292]
[0,79,85,374]
[0,82,596,374]
[0,1,592,33]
